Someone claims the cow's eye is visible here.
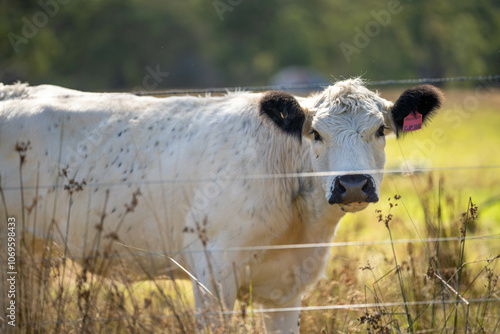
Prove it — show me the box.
[376,125,387,138]
[310,129,322,142]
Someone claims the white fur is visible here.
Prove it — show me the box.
[0,79,398,333]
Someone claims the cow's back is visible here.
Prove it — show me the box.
[0,84,303,277]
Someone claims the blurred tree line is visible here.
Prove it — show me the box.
[1,0,499,91]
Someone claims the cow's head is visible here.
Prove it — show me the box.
[259,79,443,213]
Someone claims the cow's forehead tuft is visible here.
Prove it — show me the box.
[313,107,384,136]
[310,79,388,117]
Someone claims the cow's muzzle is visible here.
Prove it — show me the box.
[328,174,379,209]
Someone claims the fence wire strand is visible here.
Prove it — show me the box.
[29,297,500,327]
[132,74,500,96]
[29,234,500,261]
[2,164,500,191]
[124,235,500,255]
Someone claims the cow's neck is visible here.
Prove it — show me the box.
[275,175,346,248]
[304,180,346,244]
[265,134,347,246]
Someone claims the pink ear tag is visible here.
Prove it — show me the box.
[402,110,422,132]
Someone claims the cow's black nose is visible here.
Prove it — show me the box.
[328,174,379,204]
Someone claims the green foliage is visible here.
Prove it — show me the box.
[1,0,499,90]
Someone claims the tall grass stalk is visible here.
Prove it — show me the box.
[387,225,414,332]
[38,122,65,332]
[453,197,475,333]
[377,196,414,332]
[56,175,85,332]
[0,176,9,222]
[15,142,30,329]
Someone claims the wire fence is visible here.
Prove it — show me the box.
[23,234,500,262]
[2,73,500,331]
[132,74,500,96]
[4,74,500,256]
[28,297,500,327]
[2,164,500,191]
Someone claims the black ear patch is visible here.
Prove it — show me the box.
[259,91,306,141]
[391,85,444,138]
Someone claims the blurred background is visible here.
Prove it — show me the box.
[1,0,499,91]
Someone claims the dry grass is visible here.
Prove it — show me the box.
[301,180,499,333]
[1,87,499,333]
[2,180,497,333]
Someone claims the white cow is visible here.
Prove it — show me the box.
[0,79,442,333]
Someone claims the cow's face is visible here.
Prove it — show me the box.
[259,80,443,213]
[304,79,443,212]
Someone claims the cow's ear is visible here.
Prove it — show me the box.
[259,91,307,141]
[388,85,444,138]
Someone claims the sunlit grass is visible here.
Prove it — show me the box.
[312,87,500,332]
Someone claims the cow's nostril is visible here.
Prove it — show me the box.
[338,183,346,194]
[330,174,377,205]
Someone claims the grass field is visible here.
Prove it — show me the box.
[1,87,499,333]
